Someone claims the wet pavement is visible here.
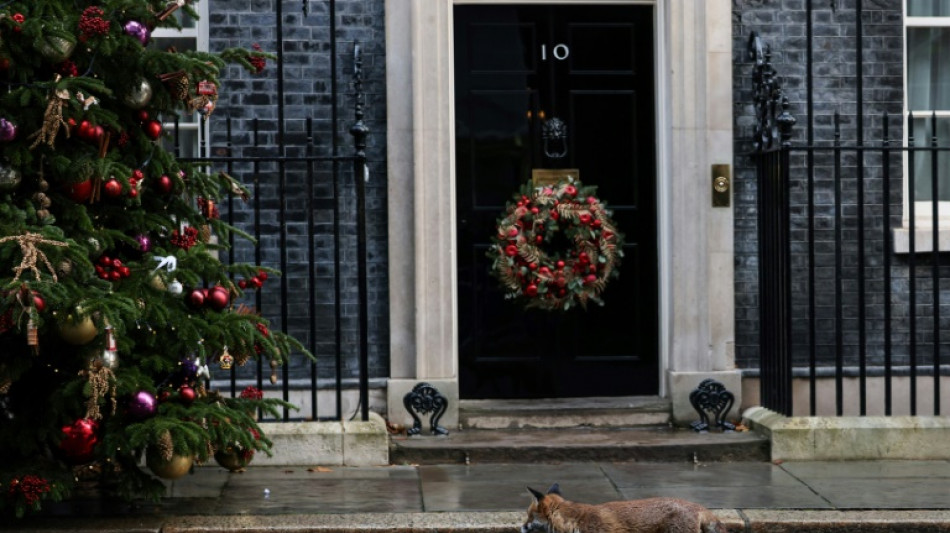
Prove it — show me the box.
[12,460,950,531]
[36,459,950,515]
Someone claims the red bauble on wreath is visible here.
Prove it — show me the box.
[487,178,624,311]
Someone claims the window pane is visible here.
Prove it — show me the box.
[908,1,950,16]
[908,28,950,110]
[150,36,196,53]
[911,116,950,202]
[162,128,200,158]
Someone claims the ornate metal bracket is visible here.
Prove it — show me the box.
[403,382,449,436]
[542,117,568,160]
[350,43,369,160]
[748,32,796,152]
[689,379,736,432]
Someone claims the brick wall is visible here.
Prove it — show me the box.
[732,0,906,370]
[207,0,389,385]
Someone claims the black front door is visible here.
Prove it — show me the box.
[455,4,658,399]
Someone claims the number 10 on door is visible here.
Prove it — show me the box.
[541,43,570,61]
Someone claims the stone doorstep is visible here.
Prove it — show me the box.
[459,396,672,430]
[20,510,950,532]
[743,406,950,461]
[252,412,390,467]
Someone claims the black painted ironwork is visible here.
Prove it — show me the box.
[350,44,371,422]
[748,32,795,153]
[750,33,795,416]
[178,0,371,422]
[689,379,736,432]
[750,24,947,416]
[403,383,449,436]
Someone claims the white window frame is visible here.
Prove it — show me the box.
[150,0,211,159]
[897,2,950,252]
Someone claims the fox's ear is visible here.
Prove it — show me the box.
[527,486,546,501]
[547,482,561,495]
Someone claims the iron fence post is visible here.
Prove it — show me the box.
[350,43,370,422]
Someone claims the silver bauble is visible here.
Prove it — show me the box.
[101,350,119,370]
[124,79,154,109]
[0,163,21,191]
[168,280,183,295]
[38,37,76,63]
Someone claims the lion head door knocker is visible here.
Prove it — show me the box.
[542,117,568,160]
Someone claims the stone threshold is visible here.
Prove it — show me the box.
[743,406,950,461]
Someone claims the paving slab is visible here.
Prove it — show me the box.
[418,464,621,511]
[604,461,802,487]
[10,461,950,531]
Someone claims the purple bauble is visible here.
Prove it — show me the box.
[0,119,17,142]
[128,390,158,419]
[178,358,198,381]
[123,20,150,46]
[136,234,152,253]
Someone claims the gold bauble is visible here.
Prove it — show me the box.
[214,448,252,472]
[38,36,76,63]
[58,314,98,345]
[146,453,194,480]
[149,273,167,291]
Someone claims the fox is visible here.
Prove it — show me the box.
[521,483,728,533]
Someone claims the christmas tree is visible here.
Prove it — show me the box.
[0,1,297,518]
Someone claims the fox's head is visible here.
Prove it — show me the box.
[521,483,564,533]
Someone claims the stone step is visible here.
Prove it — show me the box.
[390,426,769,465]
[458,396,672,430]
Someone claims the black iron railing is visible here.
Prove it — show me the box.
[755,109,950,417]
[171,1,371,422]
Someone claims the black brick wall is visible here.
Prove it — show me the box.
[207,0,389,384]
[733,0,911,370]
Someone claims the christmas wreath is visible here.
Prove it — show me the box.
[488,179,624,311]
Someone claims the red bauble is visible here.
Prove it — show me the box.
[77,120,94,140]
[525,284,539,297]
[207,286,230,311]
[186,289,205,308]
[66,179,93,202]
[136,109,149,123]
[156,174,173,194]
[249,277,263,289]
[59,419,99,465]
[179,386,196,404]
[143,120,162,140]
[257,271,268,282]
[238,279,247,289]
[32,292,46,312]
[93,125,104,141]
[103,179,122,197]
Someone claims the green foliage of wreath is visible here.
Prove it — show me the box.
[487,178,624,311]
